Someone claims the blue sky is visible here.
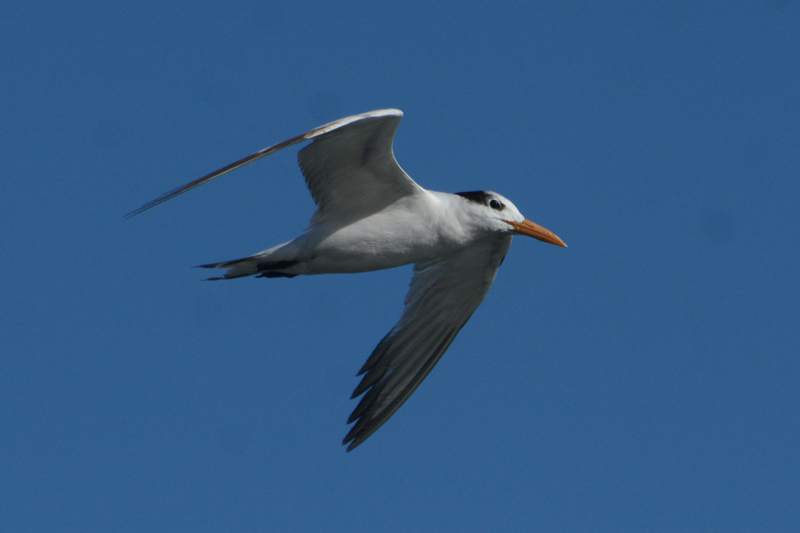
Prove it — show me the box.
[2,1,799,531]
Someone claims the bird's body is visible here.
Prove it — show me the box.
[128,109,565,450]
[210,190,507,277]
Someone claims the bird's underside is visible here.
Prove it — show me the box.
[127,109,566,451]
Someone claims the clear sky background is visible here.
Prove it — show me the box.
[2,1,799,531]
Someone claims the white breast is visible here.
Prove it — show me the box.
[303,192,473,274]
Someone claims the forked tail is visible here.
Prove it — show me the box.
[198,257,299,280]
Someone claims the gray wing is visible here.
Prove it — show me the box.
[343,235,514,451]
[126,109,420,219]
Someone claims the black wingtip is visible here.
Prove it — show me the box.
[123,208,142,220]
[123,194,172,220]
[343,419,374,452]
[342,433,360,452]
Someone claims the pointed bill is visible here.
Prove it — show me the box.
[506,219,567,247]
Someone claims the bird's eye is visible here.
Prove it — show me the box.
[489,199,503,210]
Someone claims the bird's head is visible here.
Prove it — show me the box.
[455,190,567,247]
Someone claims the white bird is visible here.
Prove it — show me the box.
[128,109,566,451]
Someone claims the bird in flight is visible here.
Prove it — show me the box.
[128,109,566,451]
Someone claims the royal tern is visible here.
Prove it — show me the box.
[128,109,566,451]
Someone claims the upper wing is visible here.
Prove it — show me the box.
[297,109,422,224]
[125,109,421,219]
[343,235,514,451]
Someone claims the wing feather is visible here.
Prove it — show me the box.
[343,236,513,451]
[297,111,422,223]
[126,109,418,219]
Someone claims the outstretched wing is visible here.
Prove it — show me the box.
[125,109,421,219]
[297,109,422,223]
[344,235,514,451]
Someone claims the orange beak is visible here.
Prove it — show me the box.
[506,219,567,247]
